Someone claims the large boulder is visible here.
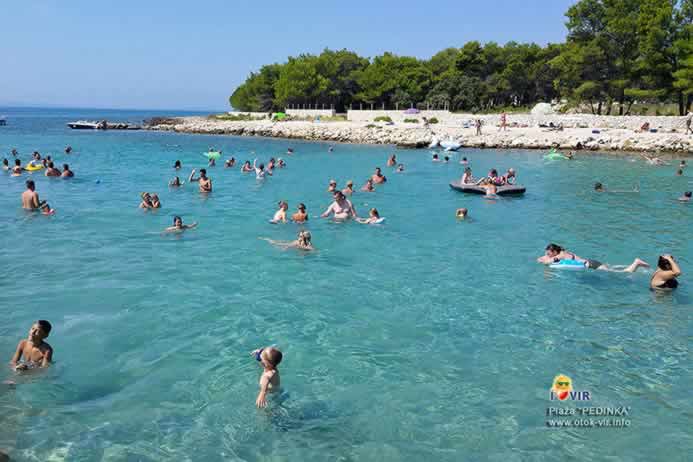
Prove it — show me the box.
[531,103,555,116]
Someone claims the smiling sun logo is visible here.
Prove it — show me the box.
[551,375,573,401]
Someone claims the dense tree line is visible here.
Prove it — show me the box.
[230,0,693,115]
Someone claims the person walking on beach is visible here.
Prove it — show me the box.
[499,112,507,132]
[686,111,692,135]
[189,168,212,192]
[475,119,482,136]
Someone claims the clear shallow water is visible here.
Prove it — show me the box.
[0,108,691,462]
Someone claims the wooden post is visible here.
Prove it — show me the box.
[370,103,374,110]
[396,103,399,111]
[360,103,363,110]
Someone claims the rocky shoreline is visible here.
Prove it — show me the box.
[145,116,693,155]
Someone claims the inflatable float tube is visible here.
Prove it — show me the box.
[544,149,567,160]
[203,151,221,160]
[25,163,44,171]
[549,259,587,270]
[449,181,526,196]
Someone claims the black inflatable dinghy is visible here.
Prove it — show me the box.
[449,181,526,196]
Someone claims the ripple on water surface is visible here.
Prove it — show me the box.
[0,109,691,461]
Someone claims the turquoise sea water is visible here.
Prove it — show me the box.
[0,108,691,461]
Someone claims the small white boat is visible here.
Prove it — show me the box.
[67,120,101,129]
[440,139,461,151]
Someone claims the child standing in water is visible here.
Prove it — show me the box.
[10,320,53,370]
[250,346,283,408]
[271,201,288,223]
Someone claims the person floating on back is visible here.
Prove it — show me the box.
[250,346,283,408]
[10,320,53,370]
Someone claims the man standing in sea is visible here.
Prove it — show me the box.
[21,180,43,210]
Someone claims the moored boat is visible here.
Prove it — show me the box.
[67,120,101,129]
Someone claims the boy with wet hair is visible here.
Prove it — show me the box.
[250,346,283,408]
[10,320,53,370]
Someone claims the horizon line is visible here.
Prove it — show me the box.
[0,103,229,113]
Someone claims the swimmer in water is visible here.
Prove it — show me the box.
[225,157,236,168]
[174,160,181,169]
[253,159,271,179]
[537,243,649,272]
[342,180,354,196]
[278,158,286,168]
[641,153,667,165]
[139,192,154,209]
[10,320,53,370]
[271,201,289,223]
[479,179,497,196]
[678,191,692,202]
[267,158,276,174]
[65,146,72,154]
[432,153,440,162]
[241,160,253,173]
[189,168,212,192]
[287,148,294,155]
[444,156,450,163]
[40,202,55,215]
[327,179,337,193]
[676,168,683,176]
[371,167,387,184]
[61,164,74,178]
[594,181,639,193]
[650,255,681,290]
[460,157,469,166]
[387,154,397,166]
[11,148,18,157]
[361,178,375,192]
[250,346,283,408]
[328,145,334,152]
[2,159,9,171]
[169,176,182,187]
[321,190,358,220]
[12,159,23,176]
[260,230,314,251]
[679,160,686,169]
[165,215,198,232]
[22,180,43,210]
[396,164,404,173]
[44,161,61,177]
[208,157,216,167]
[292,203,308,222]
[150,194,161,209]
[456,208,468,219]
[356,208,382,224]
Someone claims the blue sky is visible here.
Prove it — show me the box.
[2,0,575,111]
